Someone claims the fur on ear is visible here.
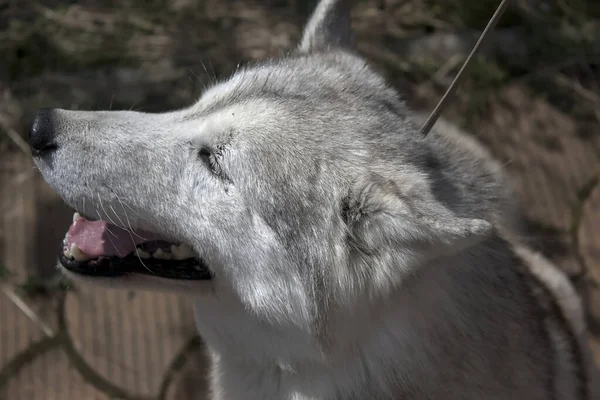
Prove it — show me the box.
[299,0,354,53]
[344,174,492,260]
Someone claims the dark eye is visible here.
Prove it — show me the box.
[198,146,221,175]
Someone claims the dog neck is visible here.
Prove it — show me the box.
[194,236,534,400]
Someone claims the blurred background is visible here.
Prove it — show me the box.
[0,0,598,399]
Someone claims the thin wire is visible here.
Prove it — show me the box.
[420,0,511,136]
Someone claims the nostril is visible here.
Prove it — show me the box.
[29,107,59,155]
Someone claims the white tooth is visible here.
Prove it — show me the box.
[171,243,195,260]
[73,212,81,222]
[171,244,193,260]
[182,243,195,257]
[135,248,151,259]
[71,244,92,262]
[153,248,172,260]
[63,248,73,259]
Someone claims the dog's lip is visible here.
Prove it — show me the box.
[59,252,213,280]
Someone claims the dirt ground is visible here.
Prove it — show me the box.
[0,1,599,399]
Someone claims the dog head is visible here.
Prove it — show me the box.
[32,0,497,362]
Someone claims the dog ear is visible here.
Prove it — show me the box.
[299,0,354,53]
[344,175,492,261]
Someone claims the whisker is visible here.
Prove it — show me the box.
[134,249,154,274]
[97,203,154,274]
[102,196,155,273]
[105,226,119,239]
[109,204,128,231]
[121,221,154,273]
[115,199,149,241]
[108,189,161,233]
[97,193,120,228]
[95,206,118,239]
[102,223,122,255]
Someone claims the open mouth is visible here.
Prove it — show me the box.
[59,213,212,280]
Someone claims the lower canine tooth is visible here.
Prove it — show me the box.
[71,244,92,262]
[153,249,172,260]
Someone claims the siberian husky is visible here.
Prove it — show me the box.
[30,0,598,398]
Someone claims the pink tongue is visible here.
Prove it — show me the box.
[66,217,160,258]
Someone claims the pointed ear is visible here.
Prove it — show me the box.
[344,176,492,260]
[299,0,354,53]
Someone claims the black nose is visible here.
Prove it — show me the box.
[29,108,59,155]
